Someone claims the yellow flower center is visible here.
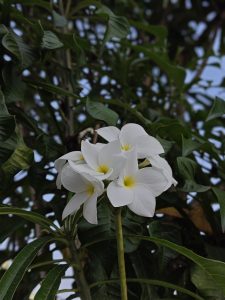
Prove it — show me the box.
[79,154,84,161]
[97,164,109,174]
[123,176,136,189]
[121,144,132,151]
[87,184,95,196]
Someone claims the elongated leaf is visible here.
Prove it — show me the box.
[0,90,16,142]
[26,80,78,98]
[86,98,119,126]
[0,206,58,231]
[2,30,33,67]
[0,237,52,300]
[2,139,33,177]
[90,278,204,300]
[206,97,225,122]
[42,31,63,49]
[127,235,225,297]
[212,187,225,232]
[35,265,68,300]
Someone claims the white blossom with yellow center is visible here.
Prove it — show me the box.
[107,150,169,217]
[96,123,164,159]
[61,163,104,224]
[69,140,126,181]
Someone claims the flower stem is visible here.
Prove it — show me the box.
[115,208,128,300]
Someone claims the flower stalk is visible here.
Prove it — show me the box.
[115,207,128,300]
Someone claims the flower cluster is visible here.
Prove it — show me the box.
[55,123,177,224]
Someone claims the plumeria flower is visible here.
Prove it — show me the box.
[69,140,126,180]
[54,151,85,189]
[96,123,164,159]
[107,150,169,217]
[61,163,104,224]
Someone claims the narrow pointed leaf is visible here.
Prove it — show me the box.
[212,187,225,232]
[0,237,52,300]
[35,265,68,300]
[0,206,58,231]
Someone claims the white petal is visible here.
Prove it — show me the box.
[107,181,134,207]
[55,151,83,171]
[117,150,138,185]
[96,126,120,142]
[69,162,98,176]
[134,135,164,158]
[120,123,147,146]
[92,178,105,196]
[94,143,106,150]
[136,167,168,196]
[61,164,87,193]
[83,194,98,224]
[56,172,62,189]
[98,140,121,166]
[108,155,127,180]
[150,155,177,187]
[128,186,155,217]
[81,140,99,169]
[62,192,88,219]
[70,161,113,180]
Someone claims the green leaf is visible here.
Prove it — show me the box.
[90,278,204,300]
[128,235,225,297]
[2,138,34,177]
[191,265,225,299]
[181,179,210,193]
[0,206,58,231]
[0,237,52,300]
[9,0,51,11]
[35,265,68,300]
[0,90,16,142]
[96,4,129,47]
[86,98,119,126]
[2,64,27,103]
[2,30,33,67]
[0,133,18,164]
[52,10,67,27]
[26,80,78,98]
[206,97,225,122]
[130,20,167,48]
[212,187,225,232]
[131,44,186,90]
[177,156,197,180]
[182,136,201,157]
[42,31,64,49]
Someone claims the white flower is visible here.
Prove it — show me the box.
[69,140,126,180]
[61,163,104,224]
[54,151,85,189]
[107,150,169,217]
[149,155,178,188]
[97,123,164,159]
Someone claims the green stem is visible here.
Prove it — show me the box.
[115,208,128,300]
[68,239,92,300]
